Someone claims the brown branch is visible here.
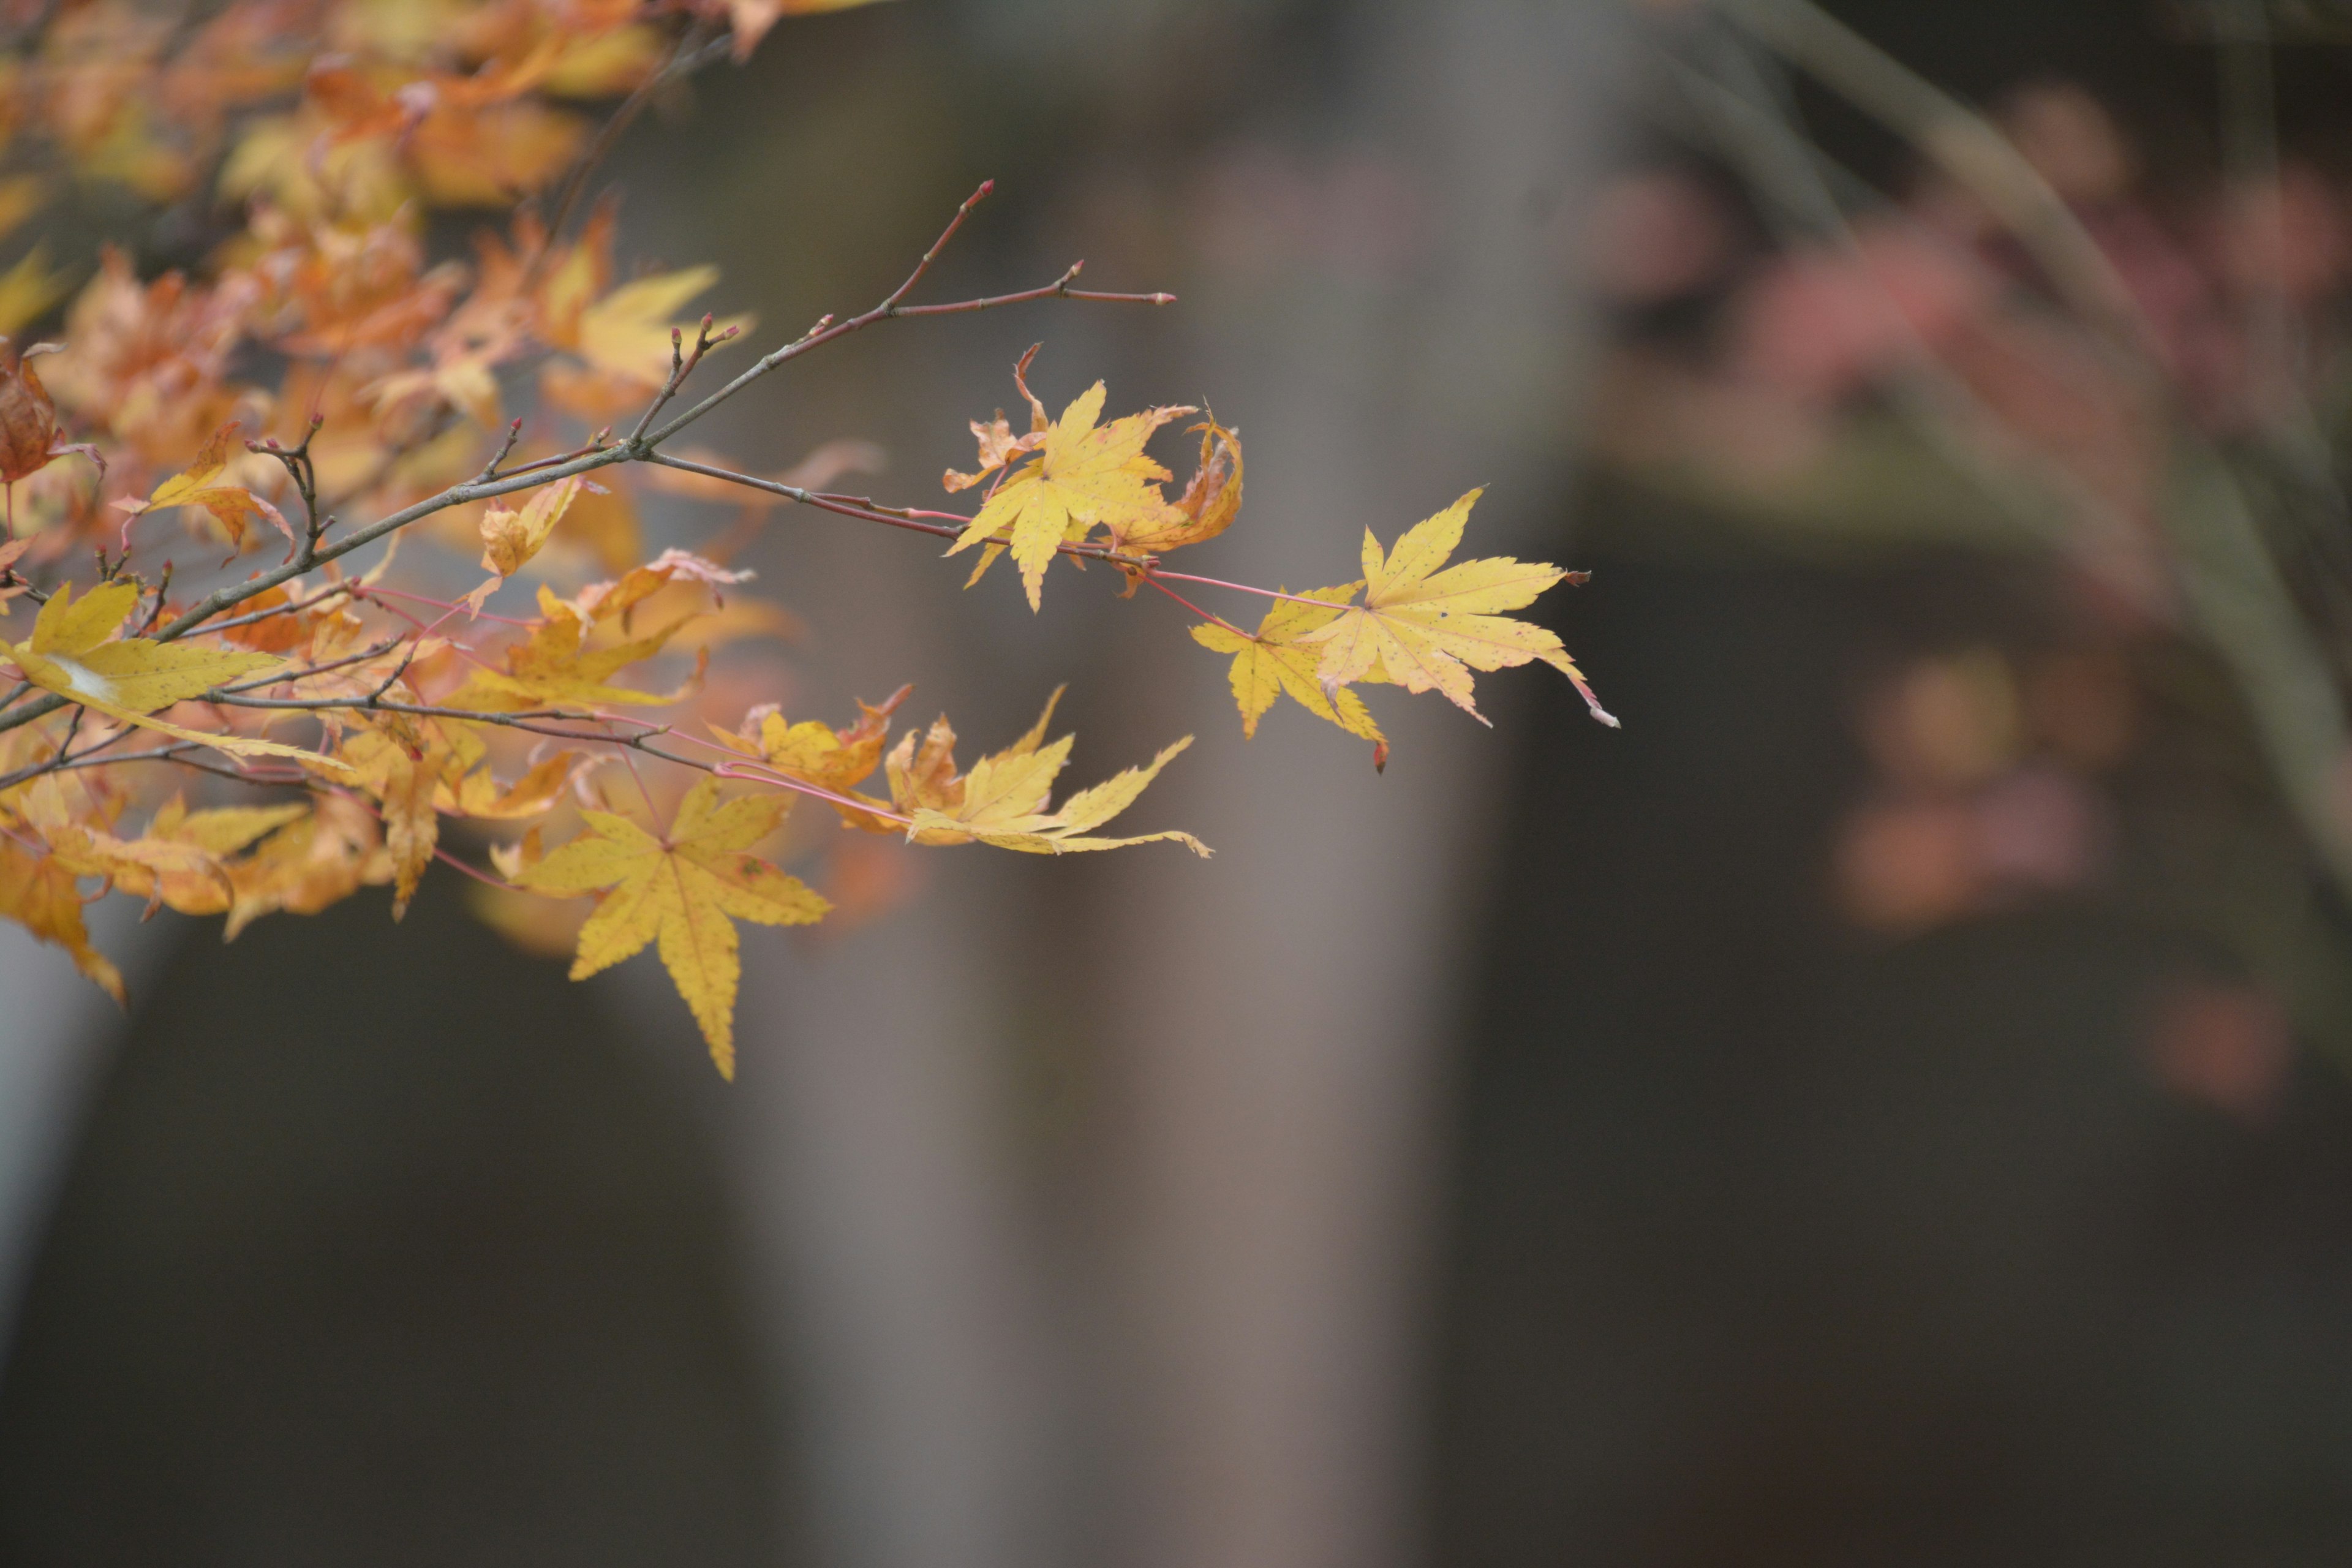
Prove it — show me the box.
[636,181,1174,450]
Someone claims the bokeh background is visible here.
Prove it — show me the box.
[10,1,2352,1564]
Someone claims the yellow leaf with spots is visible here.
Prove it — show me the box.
[1293,489,1616,728]
[515,775,828,1077]
[1,580,352,768]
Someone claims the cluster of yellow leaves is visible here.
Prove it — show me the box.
[0,0,1611,1096]
[0,748,397,997]
[510,682,1204,1072]
[940,365,1608,755]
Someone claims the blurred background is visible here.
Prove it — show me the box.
[11,0,2352,1564]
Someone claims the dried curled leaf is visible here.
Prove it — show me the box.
[0,344,59,486]
[712,683,909,830]
[1112,417,1243,557]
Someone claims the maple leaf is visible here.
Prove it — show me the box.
[570,548,750,629]
[0,341,100,491]
[340,708,581,914]
[516,775,829,1077]
[224,794,394,939]
[944,363,1193,611]
[1190,585,1384,744]
[1,579,351,767]
[570,268,751,392]
[1107,417,1243,557]
[439,584,700,712]
[97,793,310,916]
[0,833,123,1004]
[887,689,1209,856]
[1293,489,1617,728]
[712,684,909,830]
[119,420,298,557]
[20,773,235,914]
[470,472,589,601]
[338,712,461,917]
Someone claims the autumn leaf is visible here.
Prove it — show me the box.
[516,775,829,1076]
[337,713,460,917]
[572,268,751,390]
[1190,584,1383,744]
[471,473,589,600]
[124,420,298,556]
[440,584,701,712]
[887,688,1208,856]
[1294,489,1617,728]
[712,683,908,830]
[0,341,92,489]
[570,548,749,628]
[1,579,352,767]
[224,794,394,940]
[0,832,123,1003]
[20,773,234,913]
[945,365,1193,611]
[1109,417,1243,557]
[98,792,310,916]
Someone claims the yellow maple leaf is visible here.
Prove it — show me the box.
[477,473,587,578]
[887,688,1209,856]
[224,794,394,939]
[337,713,460,918]
[126,420,298,556]
[104,793,311,916]
[1294,489,1617,728]
[945,377,1193,611]
[710,684,908,830]
[20,774,233,913]
[440,584,699,712]
[1189,585,1383,743]
[1,579,351,767]
[0,832,121,1003]
[515,775,828,1077]
[574,268,752,387]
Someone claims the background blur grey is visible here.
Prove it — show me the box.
[15,2,2352,1566]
